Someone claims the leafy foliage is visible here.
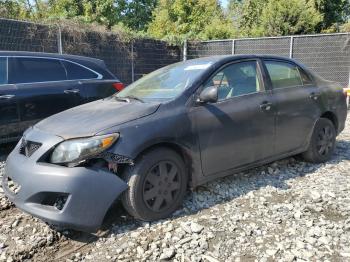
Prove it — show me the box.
[147,0,237,41]
[340,21,350,32]
[228,0,324,37]
[228,0,266,37]
[258,0,323,36]
[0,0,32,19]
[313,0,350,31]
[0,0,349,40]
[116,0,157,31]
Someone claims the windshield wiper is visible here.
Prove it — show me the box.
[114,97,129,102]
[123,95,144,103]
[114,95,144,103]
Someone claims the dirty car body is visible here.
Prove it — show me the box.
[3,55,347,232]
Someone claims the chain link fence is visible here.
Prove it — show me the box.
[187,33,350,86]
[0,18,181,85]
[1,18,349,86]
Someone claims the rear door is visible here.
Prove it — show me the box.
[0,57,22,141]
[61,60,117,102]
[262,59,322,154]
[8,57,80,130]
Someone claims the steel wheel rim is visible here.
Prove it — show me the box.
[142,161,181,212]
[317,125,334,156]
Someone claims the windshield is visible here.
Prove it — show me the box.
[116,61,212,102]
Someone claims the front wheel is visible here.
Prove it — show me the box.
[302,118,336,163]
[121,148,188,221]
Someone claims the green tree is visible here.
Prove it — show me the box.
[202,17,238,39]
[46,0,85,20]
[35,0,156,30]
[228,0,323,37]
[228,0,267,37]
[148,0,236,41]
[313,0,350,31]
[82,0,117,28]
[340,21,350,32]
[0,0,37,19]
[45,0,117,28]
[115,0,157,31]
[257,0,322,36]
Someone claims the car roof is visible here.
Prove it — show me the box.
[0,51,105,67]
[186,54,297,64]
[181,54,308,74]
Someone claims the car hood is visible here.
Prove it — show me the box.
[35,98,161,139]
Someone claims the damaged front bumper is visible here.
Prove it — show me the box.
[2,128,128,232]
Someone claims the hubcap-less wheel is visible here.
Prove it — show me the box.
[143,161,181,212]
[121,148,187,221]
[302,118,336,163]
[317,126,334,156]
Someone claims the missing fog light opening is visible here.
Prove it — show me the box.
[99,152,134,165]
[108,162,118,173]
[54,195,68,211]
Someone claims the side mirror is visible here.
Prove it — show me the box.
[197,86,218,104]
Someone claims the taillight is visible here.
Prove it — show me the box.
[113,82,125,91]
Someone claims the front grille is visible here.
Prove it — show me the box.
[19,139,42,157]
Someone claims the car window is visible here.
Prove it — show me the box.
[298,68,313,85]
[0,57,7,85]
[8,57,66,84]
[62,61,99,80]
[203,61,261,101]
[265,61,303,89]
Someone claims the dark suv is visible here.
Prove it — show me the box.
[0,51,123,144]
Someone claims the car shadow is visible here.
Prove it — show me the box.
[62,139,350,243]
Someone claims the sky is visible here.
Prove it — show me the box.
[220,0,229,8]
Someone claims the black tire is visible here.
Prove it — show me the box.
[302,118,336,163]
[121,147,188,221]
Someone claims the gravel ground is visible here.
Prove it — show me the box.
[1,117,350,262]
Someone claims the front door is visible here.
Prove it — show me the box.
[191,60,276,176]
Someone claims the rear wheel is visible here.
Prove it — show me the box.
[302,118,336,163]
[121,148,187,221]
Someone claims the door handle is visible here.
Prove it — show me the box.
[309,92,320,101]
[64,89,80,94]
[0,94,15,100]
[260,102,272,111]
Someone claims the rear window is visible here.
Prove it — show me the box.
[62,61,99,80]
[0,57,7,84]
[265,60,303,89]
[8,57,66,84]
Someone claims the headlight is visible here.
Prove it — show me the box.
[50,133,119,165]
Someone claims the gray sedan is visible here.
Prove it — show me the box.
[3,55,347,232]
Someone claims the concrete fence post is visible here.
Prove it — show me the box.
[57,26,63,54]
